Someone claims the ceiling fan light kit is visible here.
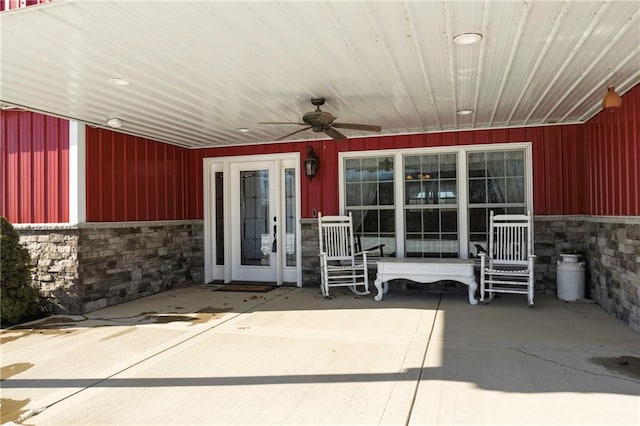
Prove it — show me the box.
[260,97,381,141]
[602,86,622,112]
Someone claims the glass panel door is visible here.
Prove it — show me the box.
[231,162,277,282]
[240,169,270,266]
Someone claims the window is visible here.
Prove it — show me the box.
[340,143,532,259]
[404,153,458,258]
[344,156,396,256]
[468,150,527,256]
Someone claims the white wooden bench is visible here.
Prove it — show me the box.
[373,258,478,305]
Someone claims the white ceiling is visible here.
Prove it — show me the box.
[1,0,639,149]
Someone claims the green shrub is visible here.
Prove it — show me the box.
[1,217,42,326]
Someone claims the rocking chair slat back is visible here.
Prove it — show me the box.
[319,216,355,261]
[489,213,532,265]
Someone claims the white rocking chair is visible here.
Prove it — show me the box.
[480,210,536,306]
[318,213,370,298]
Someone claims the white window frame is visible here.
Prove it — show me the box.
[339,142,533,259]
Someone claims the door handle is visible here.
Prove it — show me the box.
[272,216,277,253]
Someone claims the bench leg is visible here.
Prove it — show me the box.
[374,278,385,301]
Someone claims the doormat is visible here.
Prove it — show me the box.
[214,284,276,293]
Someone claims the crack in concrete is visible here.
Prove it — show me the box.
[509,347,640,384]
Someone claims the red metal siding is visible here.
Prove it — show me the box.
[85,128,188,222]
[187,124,588,218]
[584,84,640,216]
[1,110,69,223]
[6,86,636,223]
[1,0,53,12]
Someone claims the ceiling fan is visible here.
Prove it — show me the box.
[259,97,382,141]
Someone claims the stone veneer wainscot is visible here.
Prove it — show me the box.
[16,220,204,314]
[16,216,638,333]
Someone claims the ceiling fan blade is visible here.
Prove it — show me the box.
[332,122,382,132]
[277,126,312,140]
[324,127,347,140]
[259,121,306,125]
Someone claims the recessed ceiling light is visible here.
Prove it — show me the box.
[107,118,123,128]
[453,33,482,45]
[236,128,250,133]
[108,78,130,86]
[457,108,475,115]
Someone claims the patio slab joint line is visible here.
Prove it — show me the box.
[12,287,298,424]
[404,293,443,425]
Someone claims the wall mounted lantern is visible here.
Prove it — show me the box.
[304,146,319,181]
[602,86,622,112]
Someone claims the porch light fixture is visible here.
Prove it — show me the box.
[457,108,475,115]
[304,146,319,181]
[453,32,482,45]
[107,118,123,128]
[602,86,622,112]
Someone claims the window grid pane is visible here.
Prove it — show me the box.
[403,152,459,258]
[467,149,527,257]
[344,155,395,256]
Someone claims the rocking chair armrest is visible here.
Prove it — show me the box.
[363,244,386,257]
[353,251,369,263]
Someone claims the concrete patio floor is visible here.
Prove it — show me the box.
[1,284,639,425]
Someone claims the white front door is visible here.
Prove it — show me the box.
[203,155,301,286]
[230,161,277,282]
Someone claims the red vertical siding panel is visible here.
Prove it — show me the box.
[85,128,99,221]
[148,140,158,220]
[441,132,458,146]
[549,126,565,214]
[32,114,45,223]
[100,131,112,221]
[0,111,69,224]
[4,113,20,221]
[614,110,623,214]
[112,132,126,221]
[602,114,612,214]
[138,138,149,220]
[491,129,509,143]
[474,130,492,145]
[45,116,57,222]
[625,86,640,215]
[158,143,167,220]
[409,133,426,148]
[592,117,601,214]
[19,113,33,223]
[166,145,174,219]
[527,127,546,215]
[425,133,442,147]
[58,118,69,222]
[316,141,333,215]
[458,131,475,146]
[124,137,136,220]
[507,127,527,143]
[595,116,605,215]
